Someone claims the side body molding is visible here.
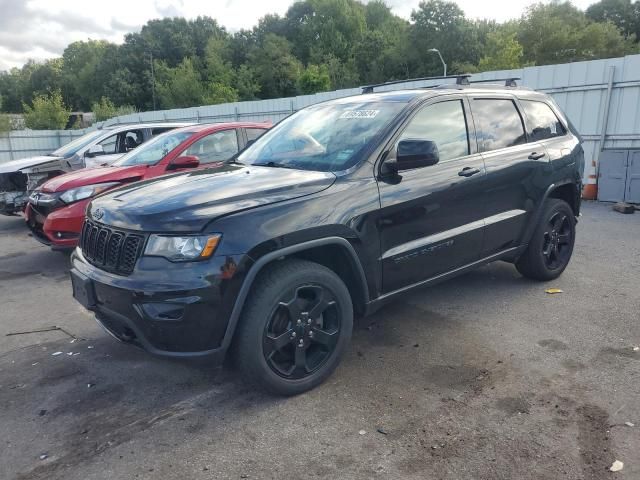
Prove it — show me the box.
[219,237,370,352]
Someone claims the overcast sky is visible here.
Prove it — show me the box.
[0,0,598,71]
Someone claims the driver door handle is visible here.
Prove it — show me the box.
[458,167,481,177]
[528,151,546,160]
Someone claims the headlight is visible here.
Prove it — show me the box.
[59,182,121,204]
[144,234,221,261]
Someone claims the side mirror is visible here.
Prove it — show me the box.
[395,140,439,171]
[85,144,105,158]
[245,139,256,148]
[169,155,200,170]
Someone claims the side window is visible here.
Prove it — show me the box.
[97,133,118,154]
[399,100,469,162]
[471,99,526,152]
[181,129,239,164]
[521,100,566,141]
[122,130,143,152]
[246,128,267,142]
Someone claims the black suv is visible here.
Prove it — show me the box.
[70,82,584,395]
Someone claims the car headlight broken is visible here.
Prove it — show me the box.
[144,234,221,261]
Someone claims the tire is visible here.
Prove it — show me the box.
[516,198,576,281]
[233,259,353,396]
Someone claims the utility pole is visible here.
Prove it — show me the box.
[149,52,156,111]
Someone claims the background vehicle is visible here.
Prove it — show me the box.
[70,81,583,395]
[26,123,269,249]
[0,122,190,216]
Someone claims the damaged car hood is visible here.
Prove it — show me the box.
[0,156,63,174]
[89,164,336,232]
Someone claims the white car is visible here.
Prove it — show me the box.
[0,122,192,215]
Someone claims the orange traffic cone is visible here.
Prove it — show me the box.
[582,159,598,200]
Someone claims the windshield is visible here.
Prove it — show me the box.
[51,130,105,158]
[114,130,193,166]
[237,101,405,172]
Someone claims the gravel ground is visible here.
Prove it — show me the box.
[0,201,639,480]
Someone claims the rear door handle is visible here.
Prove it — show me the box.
[458,167,481,177]
[528,151,546,160]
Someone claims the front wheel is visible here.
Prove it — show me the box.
[516,198,576,281]
[233,259,353,395]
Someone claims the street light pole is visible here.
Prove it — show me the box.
[428,48,447,77]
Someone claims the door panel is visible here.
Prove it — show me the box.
[469,96,552,257]
[480,142,550,256]
[378,155,487,293]
[377,97,486,294]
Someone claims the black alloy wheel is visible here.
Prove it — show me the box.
[541,211,573,270]
[515,198,576,281]
[263,284,341,379]
[234,259,353,395]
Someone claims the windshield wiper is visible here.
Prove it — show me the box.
[252,161,296,169]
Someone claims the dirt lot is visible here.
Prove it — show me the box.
[0,201,639,480]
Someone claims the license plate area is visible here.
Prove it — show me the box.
[71,269,97,309]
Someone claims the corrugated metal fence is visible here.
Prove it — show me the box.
[4,53,640,184]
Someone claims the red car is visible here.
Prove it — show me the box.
[25,122,269,250]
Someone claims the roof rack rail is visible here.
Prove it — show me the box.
[469,77,521,87]
[361,74,471,94]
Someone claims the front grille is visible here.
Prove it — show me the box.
[80,219,144,275]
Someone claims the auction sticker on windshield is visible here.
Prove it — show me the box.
[339,110,379,119]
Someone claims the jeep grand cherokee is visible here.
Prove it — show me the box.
[70,83,583,395]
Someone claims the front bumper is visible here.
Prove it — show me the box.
[70,248,250,360]
[25,201,86,249]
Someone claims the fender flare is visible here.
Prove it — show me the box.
[521,181,578,247]
[219,236,370,351]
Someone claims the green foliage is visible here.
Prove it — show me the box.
[155,57,239,108]
[0,96,11,133]
[248,34,301,98]
[478,31,526,71]
[22,91,70,130]
[92,97,137,122]
[586,0,640,40]
[298,64,332,94]
[0,1,639,118]
[518,2,638,65]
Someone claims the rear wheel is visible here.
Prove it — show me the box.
[233,259,353,395]
[516,199,576,281]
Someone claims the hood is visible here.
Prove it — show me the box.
[40,165,148,193]
[0,155,62,174]
[89,164,336,232]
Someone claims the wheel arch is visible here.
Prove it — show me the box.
[520,181,580,249]
[220,237,370,352]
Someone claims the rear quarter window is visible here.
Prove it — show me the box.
[521,100,566,141]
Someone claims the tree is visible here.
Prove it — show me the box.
[478,30,526,71]
[155,57,239,108]
[91,97,137,121]
[409,0,482,76]
[0,96,11,133]
[586,0,640,40]
[284,0,366,64]
[248,34,301,98]
[518,2,638,65]
[298,64,332,94]
[23,91,70,129]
